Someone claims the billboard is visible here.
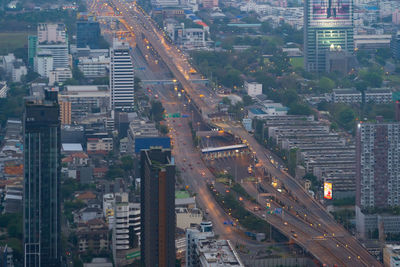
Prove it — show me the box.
[310,0,352,27]
[324,182,333,199]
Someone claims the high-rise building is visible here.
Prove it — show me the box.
[140,148,176,267]
[28,35,38,68]
[356,119,400,209]
[36,23,69,70]
[391,31,400,60]
[24,90,61,266]
[77,15,101,49]
[110,40,134,111]
[304,0,354,72]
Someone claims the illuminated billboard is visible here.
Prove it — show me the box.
[310,0,352,27]
[324,182,332,199]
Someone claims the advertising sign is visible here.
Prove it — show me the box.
[324,182,333,199]
[310,0,352,27]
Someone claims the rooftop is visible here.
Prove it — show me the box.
[198,239,244,267]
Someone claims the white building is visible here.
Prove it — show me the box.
[49,67,72,85]
[111,193,140,261]
[332,88,362,104]
[183,28,206,50]
[37,23,67,44]
[87,137,113,154]
[383,245,400,267]
[365,88,392,104]
[244,81,262,97]
[186,222,215,267]
[34,51,53,78]
[11,62,27,82]
[78,55,110,78]
[0,82,8,98]
[110,40,134,111]
[187,234,244,267]
[36,23,69,70]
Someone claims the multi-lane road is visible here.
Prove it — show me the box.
[90,0,383,265]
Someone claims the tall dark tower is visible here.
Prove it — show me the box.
[304,0,354,72]
[24,90,61,266]
[140,148,176,267]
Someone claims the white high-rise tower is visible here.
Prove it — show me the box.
[110,39,135,111]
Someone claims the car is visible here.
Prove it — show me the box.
[284,222,288,225]
[201,171,206,176]
[253,207,260,211]
[292,233,298,238]
[183,158,187,162]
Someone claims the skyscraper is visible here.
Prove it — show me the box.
[24,90,61,266]
[110,40,135,111]
[304,0,354,72]
[356,119,400,209]
[76,14,101,49]
[140,148,176,267]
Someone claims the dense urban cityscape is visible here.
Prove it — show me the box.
[0,0,400,266]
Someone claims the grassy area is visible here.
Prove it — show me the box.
[0,32,33,55]
[289,57,304,69]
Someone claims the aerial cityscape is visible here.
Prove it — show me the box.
[0,0,400,266]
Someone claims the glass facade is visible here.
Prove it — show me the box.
[304,0,354,72]
[24,91,61,267]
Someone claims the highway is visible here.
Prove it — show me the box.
[92,0,383,265]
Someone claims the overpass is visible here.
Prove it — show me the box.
[105,1,382,266]
[201,144,248,159]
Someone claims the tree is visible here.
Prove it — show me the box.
[159,124,169,135]
[121,156,134,171]
[337,106,356,131]
[242,95,253,106]
[150,101,165,122]
[288,102,313,116]
[318,77,335,92]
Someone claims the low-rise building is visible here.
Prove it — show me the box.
[332,88,362,104]
[244,81,262,97]
[193,239,244,267]
[49,67,72,85]
[356,206,400,239]
[77,218,110,254]
[365,88,392,104]
[87,137,113,155]
[78,55,110,78]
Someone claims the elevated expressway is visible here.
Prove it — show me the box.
[105,0,382,266]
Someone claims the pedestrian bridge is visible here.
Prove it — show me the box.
[201,144,248,159]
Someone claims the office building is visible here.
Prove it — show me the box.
[34,51,53,78]
[356,120,400,209]
[304,0,354,72]
[24,90,61,266]
[140,148,176,267]
[392,31,400,60]
[77,14,101,49]
[36,23,69,69]
[110,40,134,111]
[78,55,110,78]
[28,35,37,67]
